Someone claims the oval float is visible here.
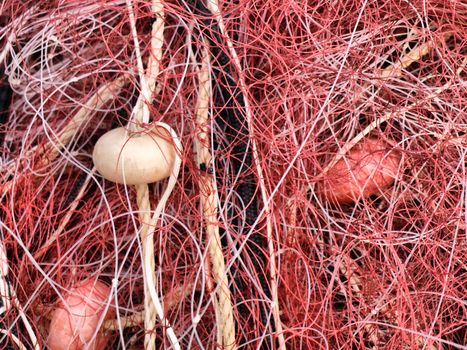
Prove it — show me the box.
[47,279,113,350]
[92,126,176,185]
[318,138,401,204]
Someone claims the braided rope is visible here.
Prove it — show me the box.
[0,237,39,349]
[194,43,237,349]
[136,184,158,350]
[2,76,127,195]
[205,1,286,347]
[126,1,182,348]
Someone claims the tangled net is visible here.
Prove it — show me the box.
[0,0,466,349]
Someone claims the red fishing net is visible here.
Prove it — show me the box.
[0,0,466,349]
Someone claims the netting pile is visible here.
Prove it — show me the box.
[0,0,466,349]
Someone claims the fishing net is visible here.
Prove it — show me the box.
[0,0,466,349]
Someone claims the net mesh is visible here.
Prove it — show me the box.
[0,0,466,348]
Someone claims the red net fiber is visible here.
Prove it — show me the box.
[0,0,466,349]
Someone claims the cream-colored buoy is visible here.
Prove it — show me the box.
[92,126,176,185]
